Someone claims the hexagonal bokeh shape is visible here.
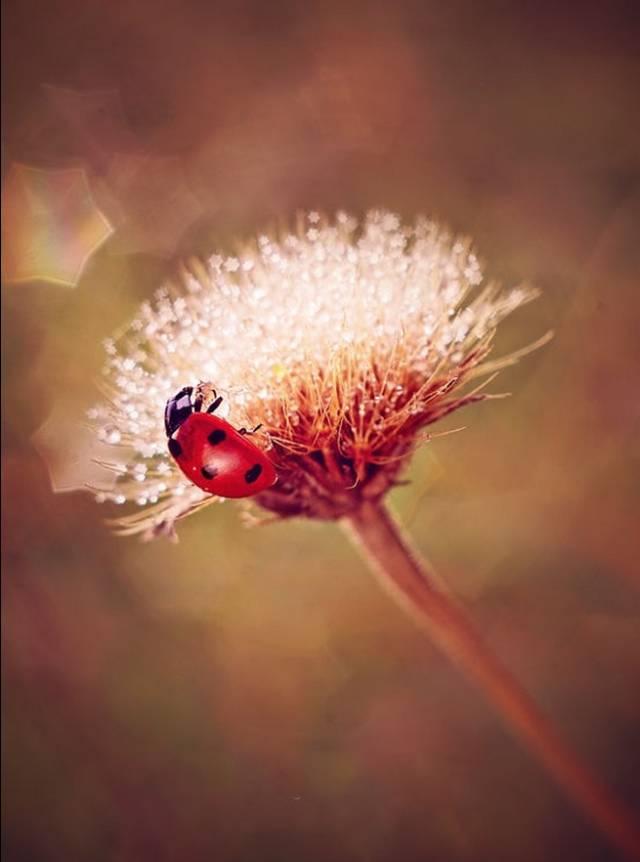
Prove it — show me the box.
[2,163,113,286]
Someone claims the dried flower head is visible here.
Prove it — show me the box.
[89,210,547,537]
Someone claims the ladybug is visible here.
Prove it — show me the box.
[164,383,277,498]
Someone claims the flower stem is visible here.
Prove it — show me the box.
[343,500,640,861]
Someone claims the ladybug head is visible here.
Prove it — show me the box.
[164,386,194,437]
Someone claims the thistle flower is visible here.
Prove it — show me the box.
[90,210,545,537]
[85,211,640,858]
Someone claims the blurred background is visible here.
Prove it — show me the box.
[2,1,639,860]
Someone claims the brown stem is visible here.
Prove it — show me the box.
[343,500,640,861]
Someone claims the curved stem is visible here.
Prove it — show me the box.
[343,500,640,861]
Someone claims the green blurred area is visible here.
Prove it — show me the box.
[2,2,639,860]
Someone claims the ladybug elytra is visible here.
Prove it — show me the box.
[164,383,277,498]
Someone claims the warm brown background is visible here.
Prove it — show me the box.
[2,2,639,860]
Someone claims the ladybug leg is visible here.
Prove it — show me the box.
[195,383,219,413]
[238,423,262,435]
[193,387,210,413]
[207,395,223,414]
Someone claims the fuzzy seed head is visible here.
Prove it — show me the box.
[89,210,545,536]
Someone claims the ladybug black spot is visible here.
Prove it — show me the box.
[244,463,263,484]
[201,465,219,480]
[168,438,182,458]
[208,429,226,445]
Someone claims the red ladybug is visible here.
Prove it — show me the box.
[164,384,277,498]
